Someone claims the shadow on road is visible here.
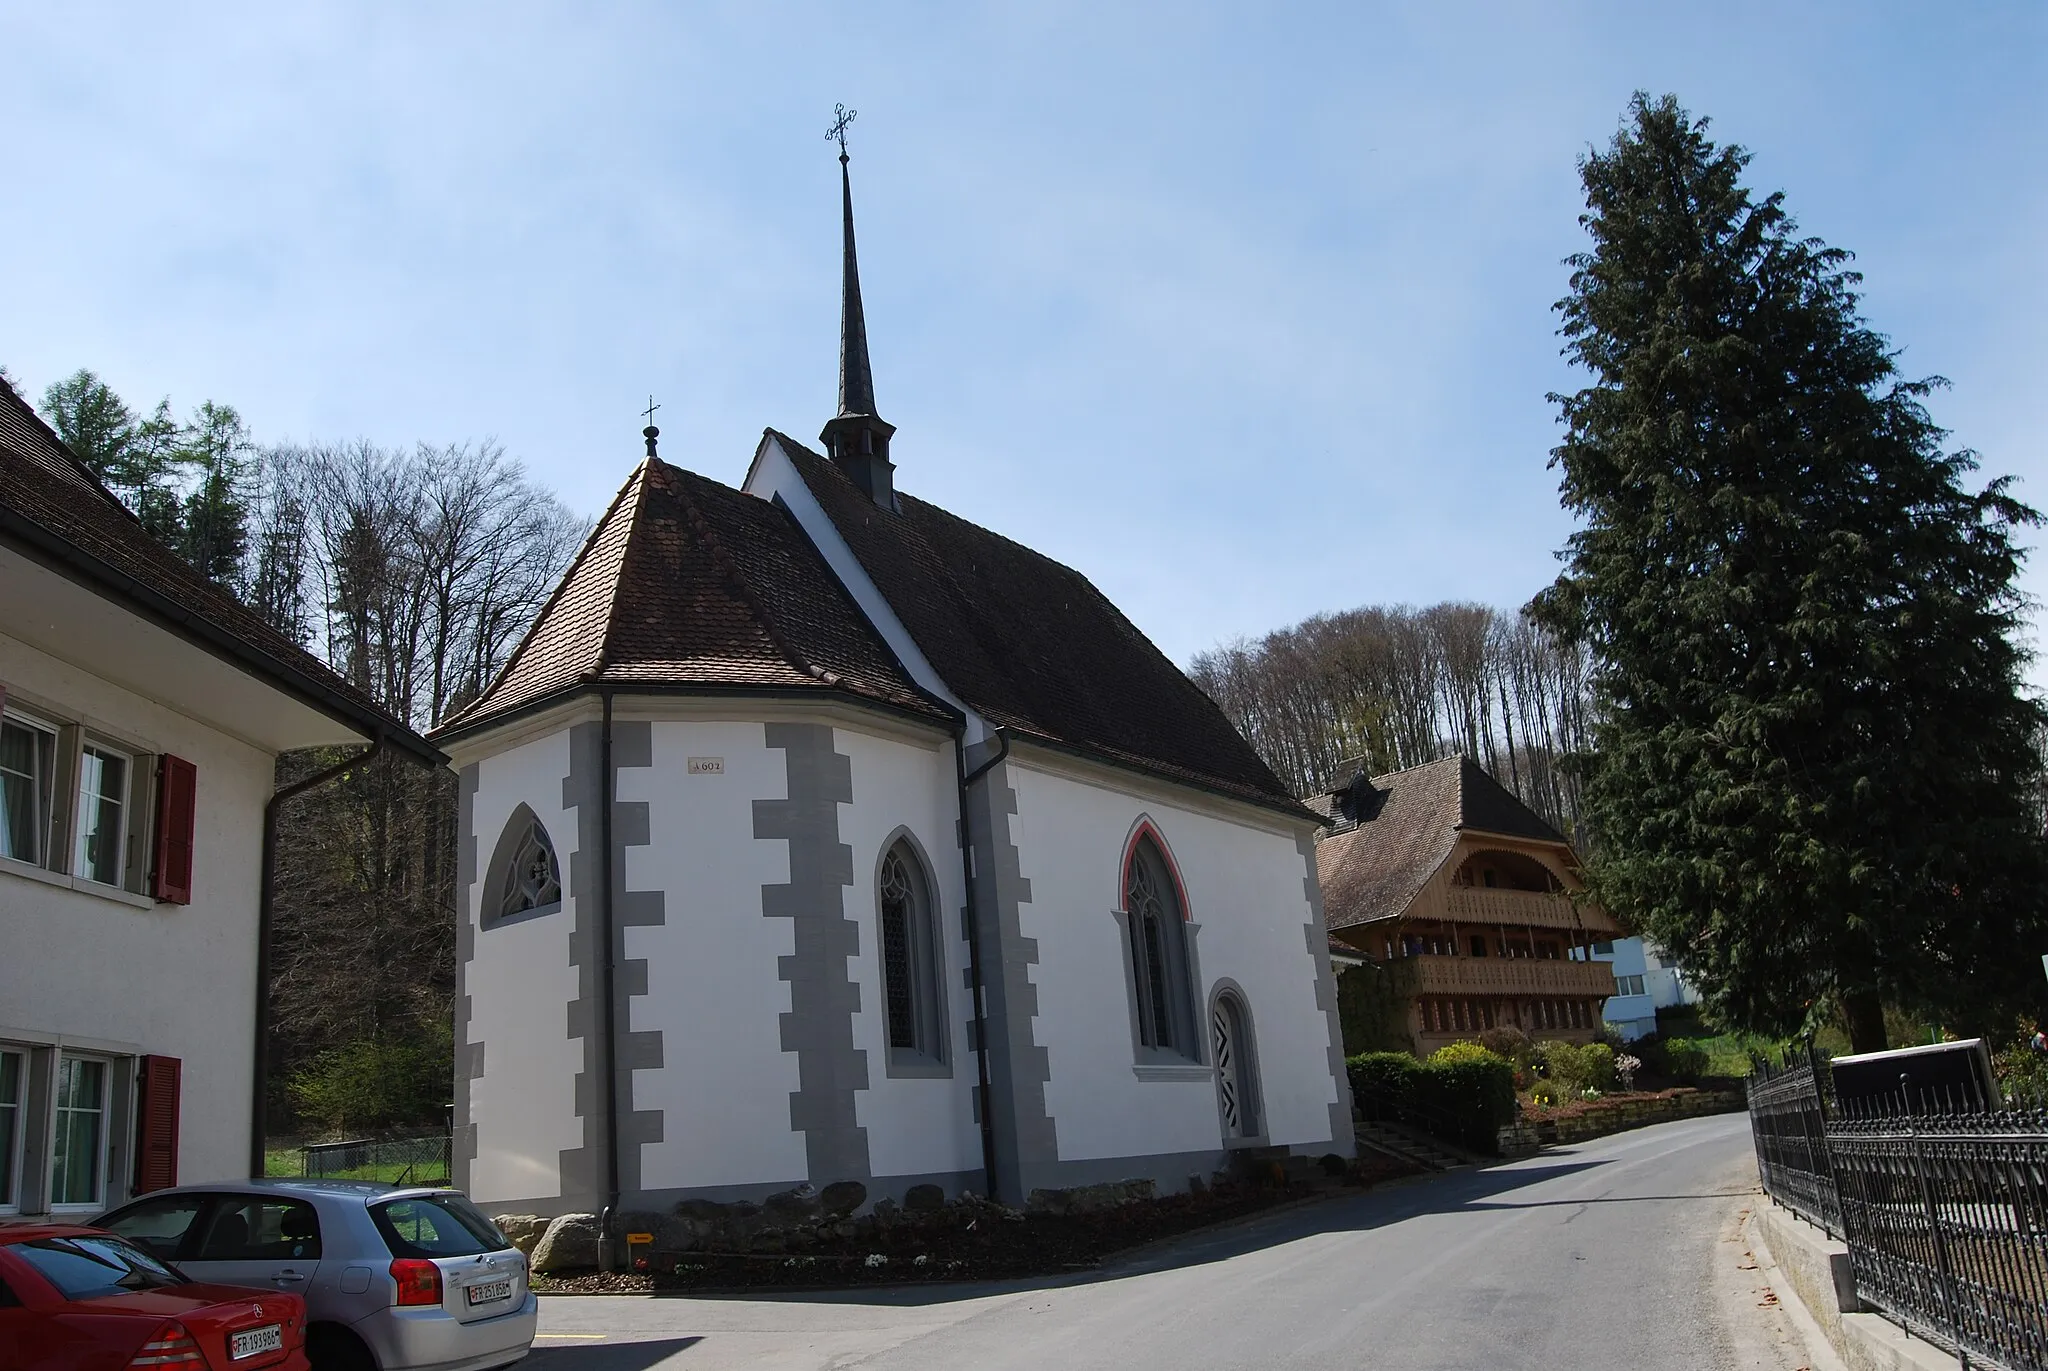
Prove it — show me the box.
[526,1336,703,1367]
[628,1154,1692,1310]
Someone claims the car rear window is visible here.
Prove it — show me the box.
[12,1236,186,1300]
[370,1195,508,1259]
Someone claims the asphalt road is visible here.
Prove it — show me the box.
[527,1112,1819,1371]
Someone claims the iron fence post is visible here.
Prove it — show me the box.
[1903,1075,1971,1371]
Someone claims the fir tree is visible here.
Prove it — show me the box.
[1537,94,2048,1052]
[39,370,135,484]
[178,400,253,591]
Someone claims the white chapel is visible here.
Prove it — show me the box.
[429,135,1353,1235]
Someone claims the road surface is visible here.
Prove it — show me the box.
[527,1112,1818,1370]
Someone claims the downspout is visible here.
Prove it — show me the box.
[596,689,622,1272]
[250,737,386,1179]
[953,723,1008,1203]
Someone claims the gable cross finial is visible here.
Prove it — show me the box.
[641,394,661,459]
[825,103,857,163]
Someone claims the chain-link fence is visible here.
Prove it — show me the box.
[300,1134,452,1187]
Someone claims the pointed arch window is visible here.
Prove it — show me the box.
[1210,988,1263,1142]
[484,806,562,927]
[1122,833,1198,1061]
[878,839,947,1073]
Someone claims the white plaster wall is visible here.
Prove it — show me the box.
[619,722,807,1191]
[466,730,585,1206]
[1009,762,1341,1162]
[833,727,980,1181]
[0,631,272,1199]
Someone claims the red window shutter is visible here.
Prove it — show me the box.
[152,756,197,904]
[133,1055,182,1195]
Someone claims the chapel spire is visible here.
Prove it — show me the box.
[818,104,898,509]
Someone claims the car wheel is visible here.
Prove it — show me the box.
[306,1325,378,1371]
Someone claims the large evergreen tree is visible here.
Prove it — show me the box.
[1538,94,2048,1052]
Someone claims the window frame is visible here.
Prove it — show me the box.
[481,804,564,929]
[50,1054,109,1211]
[71,739,132,889]
[0,706,60,870]
[0,1046,23,1214]
[875,833,950,1078]
[1117,825,1203,1070]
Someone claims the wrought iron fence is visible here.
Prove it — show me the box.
[300,1134,452,1187]
[1747,1055,2048,1371]
[1746,1048,1842,1238]
[1828,1109,2048,1371]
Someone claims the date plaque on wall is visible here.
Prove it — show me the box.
[687,757,725,775]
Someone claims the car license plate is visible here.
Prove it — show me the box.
[466,1278,512,1306]
[231,1325,283,1360]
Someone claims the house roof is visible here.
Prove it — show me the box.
[1313,755,1570,931]
[433,455,953,739]
[0,378,436,764]
[768,432,1312,820]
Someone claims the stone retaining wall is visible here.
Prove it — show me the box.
[1497,1087,1745,1153]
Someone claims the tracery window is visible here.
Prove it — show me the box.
[1124,834,1196,1059]
[485,807,562,925]
[878,840,944,1067]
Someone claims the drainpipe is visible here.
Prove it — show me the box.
[596,689,623,1272]
[953,724,1008,1203]
[250,737,386,1179]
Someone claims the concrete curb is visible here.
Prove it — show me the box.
[1748,1198,1962,1371]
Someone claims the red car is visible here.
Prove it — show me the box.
[0,1225,310,1371]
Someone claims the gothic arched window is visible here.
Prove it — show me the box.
[484,806,562,926]
[1123,833,1197,1060]
[1210,988,1263,1140]
[878,839,945,1070]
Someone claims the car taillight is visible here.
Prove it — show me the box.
[390,1257,443,1307]
[129,1322,207,1367]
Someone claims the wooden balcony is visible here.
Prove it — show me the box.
[1407,954,1617,999]
[1443,887,1589,931]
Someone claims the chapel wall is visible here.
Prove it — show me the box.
[1006,761,1348,1176]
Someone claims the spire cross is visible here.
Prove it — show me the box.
[825,103,857,161]
[641,395,660,427]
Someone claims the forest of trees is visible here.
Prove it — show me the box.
[1189,602,1592,838]
[31,368,586,1134]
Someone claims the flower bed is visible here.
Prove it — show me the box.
[527,1154,1419,1293]
[1498,1086,1745,1152]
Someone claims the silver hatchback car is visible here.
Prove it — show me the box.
[95,1179,535,1371]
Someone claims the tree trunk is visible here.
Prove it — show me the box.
[1842,989,1888,1055]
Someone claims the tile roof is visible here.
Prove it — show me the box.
[768,434,1312,819]
[434,456,951,737]
[0,378,433,761]
[1314,755,1569,931]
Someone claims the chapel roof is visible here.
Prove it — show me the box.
[432,454,951,738]
[0,376,435,763]
[1312,754,1570,931]
[769,431,1312,819]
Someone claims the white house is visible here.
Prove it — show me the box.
[430,150,1352,1231]
[1589,937,1700,1041]
[0,380,433,1218]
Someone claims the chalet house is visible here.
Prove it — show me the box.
[0,379,433,1217]
[430,149,1353,1236]
[1312,756,1619,1056]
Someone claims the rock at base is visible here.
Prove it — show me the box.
[530,1213,601,1274]
[1024,1179,1157,1216]
[902,1183,947,1212]
[491,1214,548,1257]
[820,1180,867,1218]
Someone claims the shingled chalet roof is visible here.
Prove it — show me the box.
[434,456,950,738]
[1314,755,1569,931]
[767,432,1310,819]
[0,378,435,762]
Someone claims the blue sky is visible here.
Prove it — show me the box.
[3,4,2043,673]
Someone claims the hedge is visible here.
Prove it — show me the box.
[1347,1046,1516,1154]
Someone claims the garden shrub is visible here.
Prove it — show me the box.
[1528,1078,1564,1108]
[1477,1025,1533,1066]
[1414,1044,1517,1153]
[1346,1052,1422,1122]
[1657,1038,1709,1083]
[1538,1041,1617,1094]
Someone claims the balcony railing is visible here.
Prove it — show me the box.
[1443,887,1588,930]
[1407,954,1617,999]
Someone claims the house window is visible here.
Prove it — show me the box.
[0,1049,20,1210]
[72,744,129,886]
[0,712,57,865]
[1615,974,1645,997]
[484,807,562,925]
[1124,835,1196,1058]
[878,841,944,1066]
[51,1056,106,1207]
